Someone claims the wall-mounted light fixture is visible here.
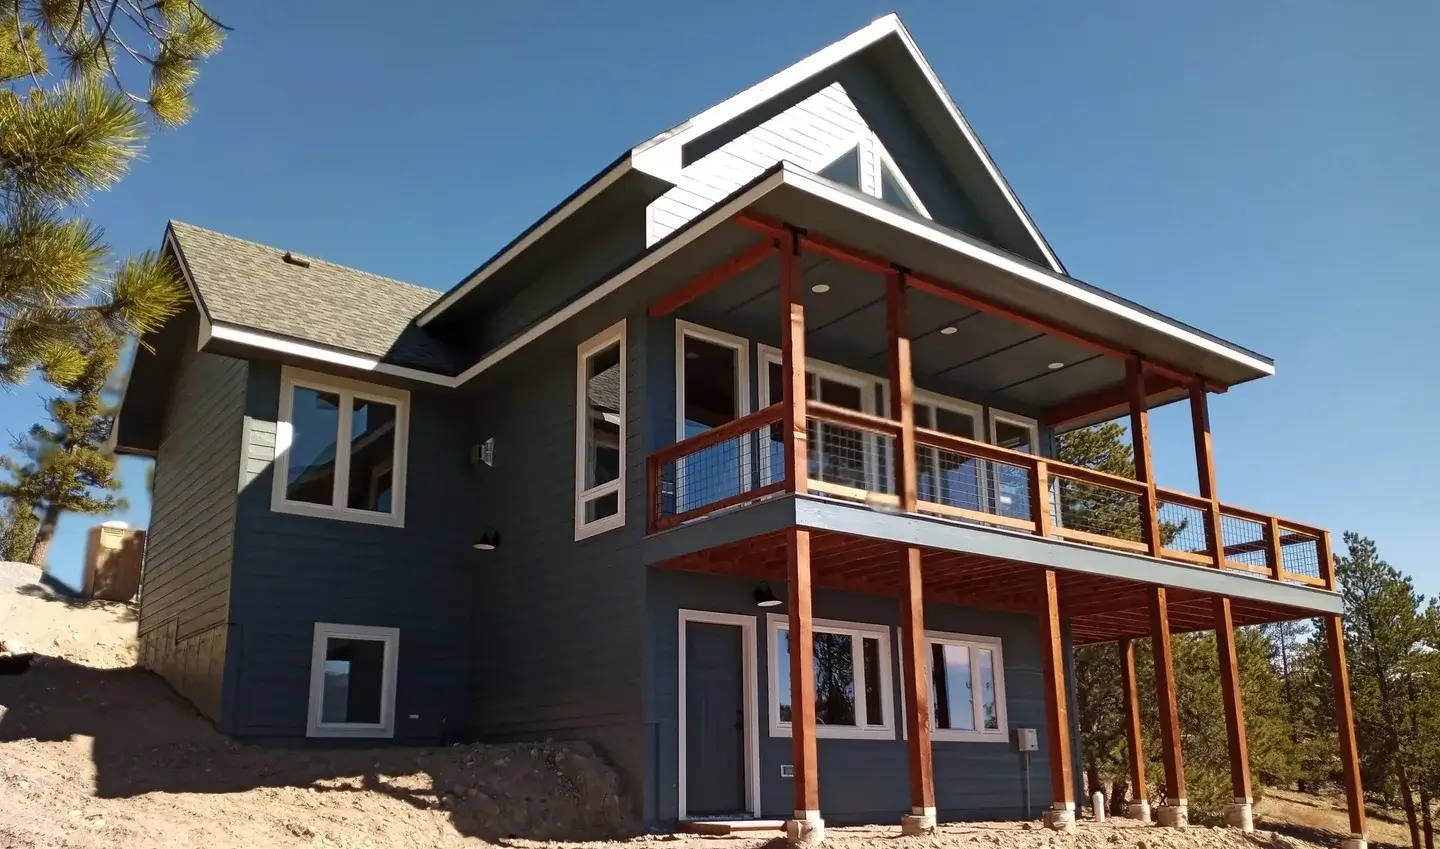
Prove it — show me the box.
[473,528,501,551]
[753,581,782,608]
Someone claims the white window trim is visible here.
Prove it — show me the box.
[271,366,410,528]
[811,131,932,220]
[306,622,400,739]
[874,139,932,218]
[766,613,895,740]
[924,629,1009,743]
[988,409,1040,454]
[914,390,988,511]
[678,609,761,820]
[675,321,752,506]
[575,320,627,540]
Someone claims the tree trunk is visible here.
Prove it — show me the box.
[1110,778,1128,816]
[26,503,61,567]
[1420,782,1434,849]
[1086,761,1102,798]
[1400,764,1423,849]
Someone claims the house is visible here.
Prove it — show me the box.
[113,14,1369,847]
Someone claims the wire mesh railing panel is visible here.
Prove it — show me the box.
[654,414,783,528]
[1156,499,1208,556]
[807,421,895,498]
[1051,478,1143,543]
[1279,527,1322,581]
[1220,512,1268,571]
[917,448,1032,523]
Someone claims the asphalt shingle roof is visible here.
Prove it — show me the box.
[167,221,457,374]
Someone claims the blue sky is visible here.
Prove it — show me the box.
[2,1,1435,592]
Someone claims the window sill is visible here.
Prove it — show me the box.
[575,514,625,540]
[933,730,1010,744]
[770,724,895,741]
[272,499,404,528]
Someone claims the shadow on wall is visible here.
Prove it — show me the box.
[0,657,637,841]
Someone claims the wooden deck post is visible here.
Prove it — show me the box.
[887,270,935,835]
[1119,638,1151,822]
[1189,380,1226,568]
[1325,614,1369,849]
[1126,356,1163,557]
[1214,597,1255,830]
[1150,587,1188,827]
[1038,569,1077,832]
[780,228,808,497]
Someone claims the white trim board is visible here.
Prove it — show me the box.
[575,320,628,540]
[307,622,400,739]
[677,609,761,820]
[765,612,895,740]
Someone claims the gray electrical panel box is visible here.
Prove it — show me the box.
[1016,728,1039,751]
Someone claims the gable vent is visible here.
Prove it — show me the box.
[281,251,311,268]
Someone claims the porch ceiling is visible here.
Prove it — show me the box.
[677,249,1126,416]
[655,528,1320,645]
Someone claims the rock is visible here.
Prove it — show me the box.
[452,783,466,796]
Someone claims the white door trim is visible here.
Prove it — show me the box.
[675,321,753,511]
[677,609,760,821]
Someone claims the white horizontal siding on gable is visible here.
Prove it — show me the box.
[647,82,872,245]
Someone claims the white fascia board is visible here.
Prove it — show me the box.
[204,323,456,387]
[630,15,903,183]
[448,167,791,386]
[776,167,1275,377]
[415,156,637,327]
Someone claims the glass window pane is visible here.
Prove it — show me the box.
[931,642,974,731]
[585,342,623,490]
[321,637,386,724]
[346,398,397,512]
[585,491,619,523]
[935,408,976,439]
[819,146,860,189]
[862,636,883,726]
[994,419,1034,453]
[683,336,740,436]
[286,387,341,505]
[777,628,858,727]
[881,160,920,213]
[777,629,793,723]
[978,648,999,730]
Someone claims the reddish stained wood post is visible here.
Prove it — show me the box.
[1029,459,1053,538]
[1126,356,1163,557]
[1150,587,1189,825]
[1189,380,1226,568]
[1264,518,1285,581]
[1214,596,1255,829]
[886,269,936,832]
[780,228,808,497]
[1319,530,1337,591]
[1324,614,1368,843]
[786,527,822,835]
[1119,639,1150,821]
[1037,569,1077,831]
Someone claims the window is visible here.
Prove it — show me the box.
[767,614,894,739]
[925,630,1007,742]
[307,623,399,738]
[915,393,985,511]
[676,322,750,513]
[576,321,626,539]
[272,367,409,527]
[989,410,1040,522]
[878,154,928,217]
[818,145,861,190]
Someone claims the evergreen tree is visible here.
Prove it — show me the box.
[0,331,124,566]
[0,494,38,561]
[0,0,223,385]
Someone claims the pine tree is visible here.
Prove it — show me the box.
[0,1,223,385]
[0,330,125,566]
[0,494,38,561]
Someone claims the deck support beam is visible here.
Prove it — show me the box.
[1325,614,1369,849]
[1214,597,1254,830]
[887,269,935,835]
[1150,587,1188,827]
[1119,638,1151,822]
[1038,569,1077,832]
[1126,356,1163,557]
[1189,380,1226,568]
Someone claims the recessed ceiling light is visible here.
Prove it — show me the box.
[939,326,958,336]
[1048,362,1065,370]
[811,283,830,294]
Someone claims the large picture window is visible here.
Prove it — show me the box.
[271,367,409,527]
[575,321,626,539]
[925,630,1008,743]
[767,614,894,739]
[307,623,399,738]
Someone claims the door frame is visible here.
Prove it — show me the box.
[677,608,760,821]
[674,321,752,511]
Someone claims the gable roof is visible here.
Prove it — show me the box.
[417,12,1064,328]
[166,221,458,375]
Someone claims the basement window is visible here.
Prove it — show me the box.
[307,623,399,738]
[926,630,1008,743]
[271,367,409,527]
[768,613,894,740]
[576,320,627,539]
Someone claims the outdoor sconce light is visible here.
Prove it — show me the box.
[472,528,500,551]
[753,581,782,608]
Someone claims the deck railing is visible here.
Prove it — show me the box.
[647,406,1333,590]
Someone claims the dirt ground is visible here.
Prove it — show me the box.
[0,560,1380,849]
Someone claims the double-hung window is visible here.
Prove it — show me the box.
[272,367,409,527]
[575,321,626,539]
[767,614,894,739]
[926,630,1007,743]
